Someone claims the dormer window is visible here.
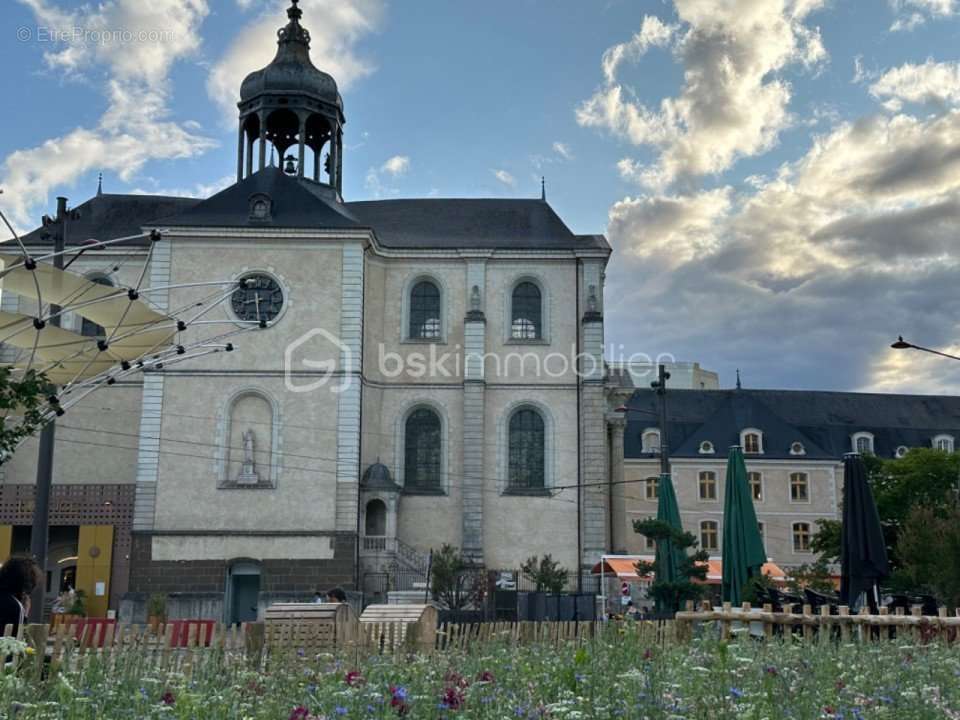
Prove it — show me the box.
[699,440,715,455]
[249,193,272,221]
[852,431,874,455]
[790,441,806,456]
[894,445,909,458]
[741,429,763,454]
[933,434,955,453]
[641,429,661,454]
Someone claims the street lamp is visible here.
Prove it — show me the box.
[890,336,960,362]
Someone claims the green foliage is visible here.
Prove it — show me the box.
[147,593,167,618]
[520,554,569,593]
[786,559,835,595]
[894,503,960,608]
[429,544,484,610]
[633,517,708,613]
[741,572,775,606]
[4,624,960,718]
[68,589,87,616]
[0,367,50,463]
[811,448,960,570]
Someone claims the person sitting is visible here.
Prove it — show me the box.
[0,557,42,637]
[325,587,347,603]
[312,590,324,604]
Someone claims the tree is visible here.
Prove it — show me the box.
[429,544,485,610]
[520,554,569,593]
[787,559,835,594]
[894,504,960,608]
[633,518,708,613]
[810,449,960,570]
[0,367,49,462]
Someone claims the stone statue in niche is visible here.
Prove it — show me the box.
[587,285,599,314]
[236,428,260,484]
[470,285,481,312]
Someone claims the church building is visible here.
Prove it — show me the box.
[1,0,614,621]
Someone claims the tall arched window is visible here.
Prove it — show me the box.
[511,282,542,340]
[80,275,114,338]
[364,499,387,536]
[404,408,442,492]
[408,280,441,339]
[508,407,545,491]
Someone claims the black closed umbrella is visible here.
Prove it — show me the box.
[840,453,889,612]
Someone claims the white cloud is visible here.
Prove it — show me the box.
[364,154,410,198]
[493,169,516,187]
[600,15,676,84]
[130,174,234,198]
[577,0,827,190]
[889,0,956,30]
[1,0,214,233]
[871,60,960,108]
[207,0,382,123]
[603,106,960,392]
[381,155,410,176]
[552,142,573,160]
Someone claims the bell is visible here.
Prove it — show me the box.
[283,154,297,175]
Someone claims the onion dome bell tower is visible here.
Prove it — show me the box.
[236,0,344,198]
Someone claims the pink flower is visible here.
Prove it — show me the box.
[345,670,365,687]
[161,691,175,706]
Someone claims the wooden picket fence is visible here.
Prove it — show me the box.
[675,600,960,643]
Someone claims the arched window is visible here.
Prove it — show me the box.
[700,521,719,551]
[511,282,542,340]
[933,434,955,452]
[698,471,717,501]
[408,280,441,339]
[790,472,809,502]
[404,408,442,492]
[748,471,763,502]
[741,429,763,454]
[645,476,659,500]
[508,407,545,491]
[364,499,387,536]
[641,429,661,454]
[80,275,114,338]
[852,431,874,454]
[793,522,811,552]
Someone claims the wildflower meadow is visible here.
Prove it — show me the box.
[2,625,960,719]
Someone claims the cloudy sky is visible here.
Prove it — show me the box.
[2,0,960,393]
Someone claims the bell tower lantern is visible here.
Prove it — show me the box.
[236,0,345,197]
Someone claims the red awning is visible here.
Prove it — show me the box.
[592,556,788,585]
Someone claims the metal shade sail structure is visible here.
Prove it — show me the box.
[840,453,889,612]
[721,445,767,605]
[654,472,687,613]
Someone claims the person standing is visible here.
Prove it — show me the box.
[0,558,43,637]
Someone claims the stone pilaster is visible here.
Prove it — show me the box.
[133,235,171,533]
[606,412,627,553]
[335,244,364,533]
[462,260,486,562]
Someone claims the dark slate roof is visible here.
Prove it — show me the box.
[345,198,610,251]
[624,388,960,461]
[361,462,400,491]
[18,193,200,247]
[17,169,610,251]
[155,167,362,230]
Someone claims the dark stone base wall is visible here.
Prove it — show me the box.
[128,533,357,595]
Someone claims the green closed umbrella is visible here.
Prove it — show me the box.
[721,446,767,605]
[654,472,686,613]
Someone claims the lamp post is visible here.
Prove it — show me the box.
[890,336,960,362]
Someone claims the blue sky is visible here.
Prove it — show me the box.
[3,0,960,393]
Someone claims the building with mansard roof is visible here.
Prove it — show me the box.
[1,0,612,621]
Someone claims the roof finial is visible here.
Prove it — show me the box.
[288,0,302,20]
[736,368,742,390]
[269,145,276,167]
[96,172,103,197]
[541,176,546,201]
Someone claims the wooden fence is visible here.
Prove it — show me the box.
[675,600,960,643]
